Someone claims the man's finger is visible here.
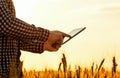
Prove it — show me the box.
[61,32,71,38]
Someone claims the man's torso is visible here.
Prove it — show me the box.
[0,0,21,77]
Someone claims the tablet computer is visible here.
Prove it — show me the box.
[63,27,86,44]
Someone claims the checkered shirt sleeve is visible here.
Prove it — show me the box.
[20,41,45,53]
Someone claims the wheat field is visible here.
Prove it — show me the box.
[22,54,120,78]
[6,54,120,78]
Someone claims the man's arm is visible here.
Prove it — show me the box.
[20,30,72,53]
[0,1,49,43]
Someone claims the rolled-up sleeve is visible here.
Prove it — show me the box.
[0,1,49,43]
[19,41,44,53]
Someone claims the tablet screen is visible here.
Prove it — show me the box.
[63,27,86,44]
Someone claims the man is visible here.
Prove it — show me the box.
[0,0,71,77]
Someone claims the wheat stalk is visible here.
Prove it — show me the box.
[94,58,105,78]
[62,53,67,78]
[112,56,117,77]
[91,62,94,77]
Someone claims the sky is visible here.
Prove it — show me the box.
[14,0,120,71]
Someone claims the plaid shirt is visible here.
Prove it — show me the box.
[0,0,49,77]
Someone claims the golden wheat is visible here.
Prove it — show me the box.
[4,54,120,78]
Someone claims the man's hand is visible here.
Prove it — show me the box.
[44,30,71,51]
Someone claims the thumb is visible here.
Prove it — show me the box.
[45,44,58,52]
[44,39,59,51]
